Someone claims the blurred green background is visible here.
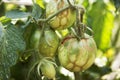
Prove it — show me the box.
[0,0,120,80]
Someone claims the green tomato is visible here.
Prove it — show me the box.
[58,34,97,72]
[41,62,56,79]
[46,0,76,30]
[39,29,59,57]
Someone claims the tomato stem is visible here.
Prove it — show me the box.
[70,27,80,40]
[67,0,73,7]
[75,6,85,39]
[74,72,82,80]
[37,5,70,23]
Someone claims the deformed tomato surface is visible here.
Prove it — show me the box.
[46,0,76,30]
[58,34,97,72]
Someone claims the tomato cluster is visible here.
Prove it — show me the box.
[38,0,97,79]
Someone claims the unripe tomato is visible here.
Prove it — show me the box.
[58,34,97,72]
[46,0,76,30]
[39,29,59,57]
[41,62,56,79]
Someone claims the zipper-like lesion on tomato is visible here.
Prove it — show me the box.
[46,0,76,30]
[58,34,97,72]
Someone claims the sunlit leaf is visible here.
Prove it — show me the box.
[0,23,26,80]
[0,16,11,25]
[100,11,114,50]
[36,0,45,9]
[85,0,115,50]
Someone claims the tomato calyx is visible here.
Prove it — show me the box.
[36,57,57,79]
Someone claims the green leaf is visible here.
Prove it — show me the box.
[36,0,45,9]
[32,3,43,20]
[5,10,30,19]
[0,23,26,80]
[86,0,114,50]
[23,23,37,50]
[0,16,11,25]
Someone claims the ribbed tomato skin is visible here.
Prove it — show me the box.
[58,34,97,72]
[46,0,76,30]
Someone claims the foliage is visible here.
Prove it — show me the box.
[0,0,120,80]
[84,0,114,51]
[0,22,25,80]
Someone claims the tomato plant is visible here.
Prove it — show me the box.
[0,0,119,80]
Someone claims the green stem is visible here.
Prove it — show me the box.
[86,26,94,36]
[76,7,81,37]
[74,72,82,80]
[67,0,73,7]
[37,2,85,25]
[70,27,80,40]
[37,5,70,23]
[75,6,85,38]
[22,18,32,28]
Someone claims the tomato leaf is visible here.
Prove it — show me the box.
[0,16,11,25]
[32,3,43,21]
[0,23,26,80]
[5,10,30,19]
[36,0,45,9]
[85,0,114,50]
